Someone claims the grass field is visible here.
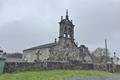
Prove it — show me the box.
[0,70,109,80]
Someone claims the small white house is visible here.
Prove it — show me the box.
[113,56,120,65]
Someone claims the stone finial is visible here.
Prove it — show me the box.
[71,20,72,23]
[66,9,69,20]
[61,16,63,20]
[114,52,116,57]
[54,38,57,43]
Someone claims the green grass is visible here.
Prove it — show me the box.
[0,70,109,80]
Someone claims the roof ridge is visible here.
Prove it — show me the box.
[23,42,56,51]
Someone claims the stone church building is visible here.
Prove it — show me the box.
[23,10,92,63]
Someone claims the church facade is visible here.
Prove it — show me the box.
[23,11,92,63]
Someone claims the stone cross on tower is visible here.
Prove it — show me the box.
[66,9,69,20]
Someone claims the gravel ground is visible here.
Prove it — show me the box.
[66,74,120,80]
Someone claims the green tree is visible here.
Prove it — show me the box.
[91,48,110,64]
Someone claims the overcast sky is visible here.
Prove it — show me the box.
[0,0,120,56]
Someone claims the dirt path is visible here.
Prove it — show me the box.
[66,74,120,80]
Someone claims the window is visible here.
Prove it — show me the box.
[64,34,66,37]
[65,26,67,31]
[68,34,70,38]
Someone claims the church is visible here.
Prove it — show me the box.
[23,10,92,63]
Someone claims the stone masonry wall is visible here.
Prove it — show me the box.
[4,61,94,73]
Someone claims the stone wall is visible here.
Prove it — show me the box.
[4,61,94,73]
[93,64,120,72]
[23,48,50,62]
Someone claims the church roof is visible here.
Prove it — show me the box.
[0,50,3,52]
[3,53,22,59]
[23,43,57,51]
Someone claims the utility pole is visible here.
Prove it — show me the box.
[105,39,108,71]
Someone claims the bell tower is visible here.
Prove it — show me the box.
[59,10,74,41]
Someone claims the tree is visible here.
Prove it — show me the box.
[91,48,110,64]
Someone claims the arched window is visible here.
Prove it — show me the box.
[64,33,66,37]
[69,28,71,33]
[65,26,67,31]
[68,34,70,38]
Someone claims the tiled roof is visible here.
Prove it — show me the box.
[23,43,56,51]
[3,53,22,58]
[0,50,3,52]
